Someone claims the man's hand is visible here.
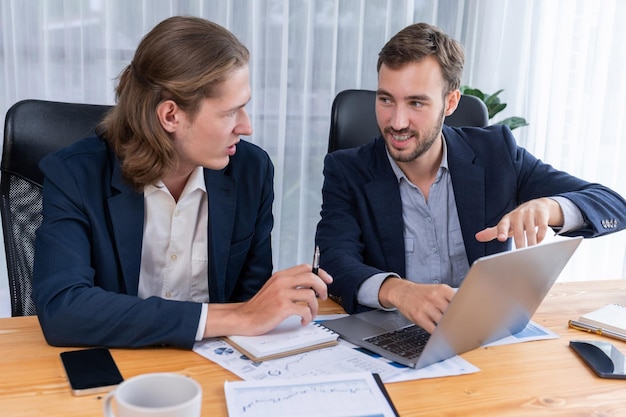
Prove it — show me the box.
[475,197,564,248]
[379,278,456,333]
[203,264,333,338]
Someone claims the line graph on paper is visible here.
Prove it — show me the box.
[227,378,388,417]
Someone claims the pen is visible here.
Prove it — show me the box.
[568,319,626,342]
[312,246,320,275]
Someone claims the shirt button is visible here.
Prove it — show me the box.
[174,210,180,217]
[432,247,437,253]
[165,291,172,298]
[171,253,178,261]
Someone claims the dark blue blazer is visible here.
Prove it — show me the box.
[316,125,626,313]
[33,137,274,348]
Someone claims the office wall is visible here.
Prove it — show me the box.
[1,0,625,316]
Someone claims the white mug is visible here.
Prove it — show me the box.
[103,373,202,417]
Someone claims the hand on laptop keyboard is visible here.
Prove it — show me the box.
[378,278,456,333]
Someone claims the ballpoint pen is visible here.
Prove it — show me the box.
[568,319,626,342]
[312,245,320,275]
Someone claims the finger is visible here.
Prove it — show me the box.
[300,271,333,293]
[524,221,538,247]
[309,277,329,300]
[316,268,333,284]
[293,272,330,300]
[279,263,316,276]
[535,222,548,244]
[282,301,315,326]
[297,288,319,319]
[431,289,453,320]
[416,314,437,334]
[513,232,526,249]
[507,215,526,249]
[496,216,514,243]
[535,207,550,244]
[474,226,498,242]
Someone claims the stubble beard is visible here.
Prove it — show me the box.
[385,108,445,163]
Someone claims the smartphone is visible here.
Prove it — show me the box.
[570,340,626,379]
[60,347,124,396]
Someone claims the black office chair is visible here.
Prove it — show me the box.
[1,99,112,316]
[328,89,489,152]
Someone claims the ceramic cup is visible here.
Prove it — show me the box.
[103,373,202,417]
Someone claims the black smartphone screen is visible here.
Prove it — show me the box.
[60,347,124,396]
[570,340,626,379]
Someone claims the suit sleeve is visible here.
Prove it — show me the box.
[315,152,388,314]
[498,125,626,238]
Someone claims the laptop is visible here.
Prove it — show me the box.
[323,237,582,368]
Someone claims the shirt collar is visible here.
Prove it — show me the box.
[144,166,206,197]
[385,134,449,183]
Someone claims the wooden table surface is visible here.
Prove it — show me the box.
[1,280,626,416]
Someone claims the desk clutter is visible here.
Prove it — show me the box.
[3,281,626,417]
[569,303,626,342]
[578,304,626,335]
[222,315,338,362]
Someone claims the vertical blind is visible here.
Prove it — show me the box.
[1,0,624,283]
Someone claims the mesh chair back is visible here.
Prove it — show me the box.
[1,99,111,316]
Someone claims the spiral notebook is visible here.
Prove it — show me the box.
[223,315,339,362]
[578,304,626,336]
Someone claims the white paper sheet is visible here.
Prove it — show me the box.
[193,317,555,383]
[224,372,398,417]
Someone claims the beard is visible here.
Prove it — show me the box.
[384,106,445,163]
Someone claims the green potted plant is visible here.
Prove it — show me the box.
[460,86,529,130]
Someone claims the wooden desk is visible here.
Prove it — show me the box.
[1,280,626,416]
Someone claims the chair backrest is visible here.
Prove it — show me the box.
[328,89,489,152]
[1,99,111,316]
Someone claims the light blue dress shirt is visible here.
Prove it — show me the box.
[357,136,585,309]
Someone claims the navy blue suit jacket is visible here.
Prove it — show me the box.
[33,137,274,348]
[315,125,626,313]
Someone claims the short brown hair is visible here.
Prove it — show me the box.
[99,16,249,189]
[377,22,464,94]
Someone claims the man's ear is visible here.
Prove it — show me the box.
[444,89,461,117]
[156,100,180,133]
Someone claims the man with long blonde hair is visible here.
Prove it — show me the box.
[33,16,331,348]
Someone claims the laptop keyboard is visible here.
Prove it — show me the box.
[363,325,430,360]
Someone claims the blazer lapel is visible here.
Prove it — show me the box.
[364,139,406,275]
[205,169,236,302]
[444,128,486,263]
[107,160,144,295]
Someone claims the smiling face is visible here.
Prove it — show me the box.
[375,56,458,166]
[165,65,252,176]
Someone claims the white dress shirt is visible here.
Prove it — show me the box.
[138,166,209,340]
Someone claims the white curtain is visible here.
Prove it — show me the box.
[460,0,626,280]
[1,0,624,286]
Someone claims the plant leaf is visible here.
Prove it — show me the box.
[461,88,485,101]
[462,86,528,129]
[488,103,507,119]
[495,116,529,130]
[484,90,504,107]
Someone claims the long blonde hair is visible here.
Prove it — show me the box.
[98,16,249,189]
